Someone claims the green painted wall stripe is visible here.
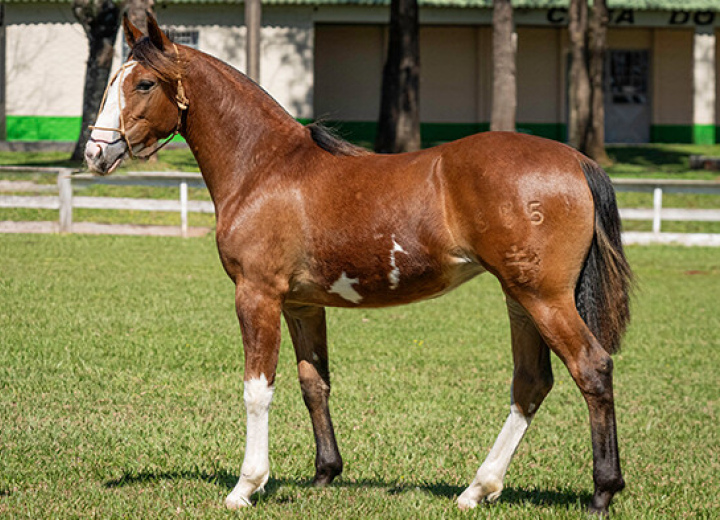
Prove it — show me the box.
[5,116,712,145]
[5,116,189,143]
[693,124,716,145]
[650,124,694,144]
[7,116,81,141]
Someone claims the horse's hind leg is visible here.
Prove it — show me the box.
[458,296,553,510]
[284,305,343,486]
[519,293,624,514]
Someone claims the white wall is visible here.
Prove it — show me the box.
[161,5,315,119]
[4,3,315,120]
[5,4,87,117]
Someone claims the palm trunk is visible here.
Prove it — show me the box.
[586,0,612,166]
[568,0,591,151]
[375,0,421,153]
[490,0,516,132]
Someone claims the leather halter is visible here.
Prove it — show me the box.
[89,44,189,160]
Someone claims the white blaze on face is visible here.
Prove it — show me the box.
[328,272,362,304]
[91,61,137,144]
[226,374,275,509]
[85,61,138,174]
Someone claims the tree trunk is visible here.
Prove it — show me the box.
[125,0,154,33]
[375,0,420,154]
[71,0,122,161]
[490,0,516,132]
[586,0,612,166]
[568,0,591,151]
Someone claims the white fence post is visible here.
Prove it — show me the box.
[180,180,188,238]
[652,187,663,234]
[58,169,73,233]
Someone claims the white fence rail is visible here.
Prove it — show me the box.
[612,178,720,246]
[1,168,719,244]
[0,168,212,237]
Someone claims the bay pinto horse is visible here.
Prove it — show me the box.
[85,15,632,515]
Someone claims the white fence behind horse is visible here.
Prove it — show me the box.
[0,168,212,237]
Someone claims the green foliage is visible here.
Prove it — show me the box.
[1,236,718,518]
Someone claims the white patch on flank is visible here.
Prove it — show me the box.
[528,402,536,414]
[388,234,406,290]
[457,404,532,510]
[90,61,137,144]
[312,353,320,362]
[328,272,362,304]
[226,375,275,509]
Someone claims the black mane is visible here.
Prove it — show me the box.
[306,123,371,157]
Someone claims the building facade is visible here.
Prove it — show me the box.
[1,0,719,145]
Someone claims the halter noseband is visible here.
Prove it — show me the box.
[89,44,189,161]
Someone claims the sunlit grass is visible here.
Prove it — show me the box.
[1,236,718,518]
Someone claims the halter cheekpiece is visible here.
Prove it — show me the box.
[89,43,189,160]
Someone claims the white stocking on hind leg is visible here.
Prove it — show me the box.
[458,298,553,509]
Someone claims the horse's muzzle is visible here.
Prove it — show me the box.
[85,138,126,175]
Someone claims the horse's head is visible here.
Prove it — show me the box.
[85,14,188,175]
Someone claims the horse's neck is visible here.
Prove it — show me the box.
[181,52,309,207]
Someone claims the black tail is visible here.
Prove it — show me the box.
[575,161,633,355]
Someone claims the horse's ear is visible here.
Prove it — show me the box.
[146,12,172,52]
[123,13,143,49]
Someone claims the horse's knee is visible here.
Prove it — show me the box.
[576,352,614,398]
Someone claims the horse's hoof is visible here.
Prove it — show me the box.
[312,476,333,487]
[586,505,610,518]
[312,462,343,487]
[225,495,253,509]
[485,489,502,503]
[457,495,478,511]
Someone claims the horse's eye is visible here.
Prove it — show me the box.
[136,80,155,92]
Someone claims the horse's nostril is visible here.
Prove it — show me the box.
[85,143,102,163]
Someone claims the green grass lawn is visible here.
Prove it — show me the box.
[1,235,718,518]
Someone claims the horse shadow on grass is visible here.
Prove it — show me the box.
[104,469,591,509]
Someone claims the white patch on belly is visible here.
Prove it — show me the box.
[328,272,362,304]
[388,235,406,290]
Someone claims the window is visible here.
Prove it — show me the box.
[607,50,649,105]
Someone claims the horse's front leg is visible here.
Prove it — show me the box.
[226,282,283,509]
[284,305,343,486]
